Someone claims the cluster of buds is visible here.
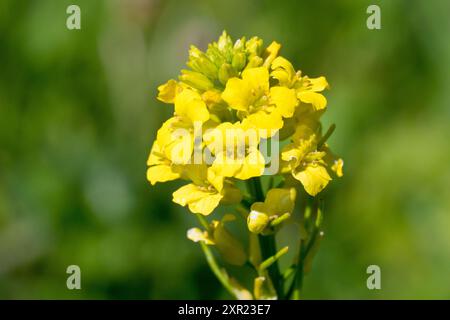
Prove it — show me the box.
[147,31,343,299]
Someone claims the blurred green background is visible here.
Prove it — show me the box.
[1,0,449,299]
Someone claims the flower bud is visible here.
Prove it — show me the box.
[217,31,233,52]
[244,56,263,70]
[232,52,246,72]
[179,70,214,91]
[233,37,246,50]
[218,63,236,85]
[247,210,270,234]
[245,36,263,56]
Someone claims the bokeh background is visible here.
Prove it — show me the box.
[1,0,449,299]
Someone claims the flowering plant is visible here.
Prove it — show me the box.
[147,31,343,299]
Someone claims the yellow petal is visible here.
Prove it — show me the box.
[212,153,242,178]
[270,56,296,86]
[202,89,223,107]
[270,86,298,118]
[309,76,329,92]
[172,183,223,215]
[297,91,327,110]
[281,143,303,165]
[293,164,331,196]
[146,165,180,185]
[157,79,180,103]
[331,158,344,177]
[188,193,222,215]
[221,78,252,111]
[235,148,265,180]
[262,41,281,68]
[163,130,193,165]
[207,167,224,192]
[156,117,194,164]
[174,89,209,123]
[241,67,269,95]
[156,117,187,146]
[204,122,247,156]
[147,141,163,166]
[271,56,295,77]
[243,110,283,138]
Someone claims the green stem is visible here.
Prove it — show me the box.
[317,123,335,148]
[258,234,282,297]
[196,213,210,231]
[259,246,289,272]
[246,177,284,298]
[195,214,237,299]
[291,241,305,299]
[199,242,237,299]
[287,198,323,299]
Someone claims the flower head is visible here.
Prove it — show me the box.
[148,30,343,212]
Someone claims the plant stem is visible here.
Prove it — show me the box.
[194,214,237,298]
[287,198,323,299]
[247,177,284,298]
[199,242,237,299]
[291,241,305,299]
[317,123,335,148]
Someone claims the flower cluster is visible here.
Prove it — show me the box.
[146,31,344,299]
[147,31,342,215]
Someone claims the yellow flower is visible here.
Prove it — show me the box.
[154,89,212,165]
[281,123,333,196]
[174,88,209,123]
[221,67,297,136]
[271,56,329,111]
[157,79,183,103]
[204,122,266,180]
[270,56,297,87]
[154,116,194,165]
[222,67,269,112]
[146,141,180,185]
[248,188,296,234]
[295,76,329,111]
[293,161,331,196]
[172,165,241,215]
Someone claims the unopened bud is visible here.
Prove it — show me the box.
[218,63,236,85]
[245,36,264,56]
[244,56,263,70]
[232,52,246,72]
[247,210,270,234]
[179,70,214,91]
